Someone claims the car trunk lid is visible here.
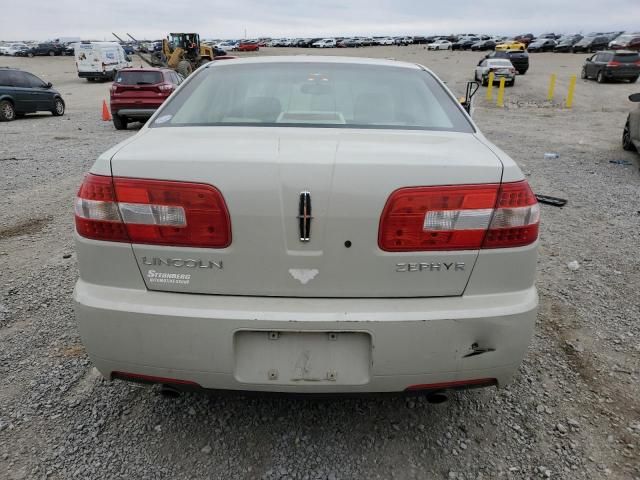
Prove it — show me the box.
[110,127,503,298]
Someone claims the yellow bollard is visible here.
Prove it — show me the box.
[496,77,505,107]
[547,74,557,101]
[486,72,495,100]
[566,74,577,108]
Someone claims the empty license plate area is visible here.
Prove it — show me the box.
[234,331,372,385]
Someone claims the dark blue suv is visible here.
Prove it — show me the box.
[0,67,65,121]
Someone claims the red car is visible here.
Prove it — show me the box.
[110,68,183,130]
[236,42,259,52]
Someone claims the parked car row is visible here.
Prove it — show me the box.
[451,32,640,54]
[0,42,30,56]
[0,41,75,57]
[207,40,258,51]
[267,36,423,47]
[536,32,640,54]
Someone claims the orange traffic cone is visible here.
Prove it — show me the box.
[102,100,111,121]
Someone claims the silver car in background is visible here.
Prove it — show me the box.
[475,58,517,86]
[74,56,539,396]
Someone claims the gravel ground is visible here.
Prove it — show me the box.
[0,48,639,480]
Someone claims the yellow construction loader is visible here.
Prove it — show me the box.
[141,33,216,77]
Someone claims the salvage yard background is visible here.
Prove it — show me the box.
[1,47,639,480]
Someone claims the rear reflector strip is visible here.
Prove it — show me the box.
[75,174,231,248]
[405,378,497,391]
[111,371,200,386]
[379,180,539,251]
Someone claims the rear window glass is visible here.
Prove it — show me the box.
[115,71,163,85]
[151,62,473,133]
[614,53,640,62]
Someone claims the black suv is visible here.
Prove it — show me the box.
[485,50,529,75]
[18,43,65,57]
[581,51,640,83]
[0,68,65,121]
[572,36,609,53]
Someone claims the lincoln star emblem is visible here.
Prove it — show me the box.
[297,191,313,242]
[289,269,319,285]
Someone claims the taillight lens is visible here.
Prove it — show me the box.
[158,83,174,92]
[379,181,539,251]
[75,174,231,248]
[75,174,129,242]
[607,61,621,67]
[483,181,540,249]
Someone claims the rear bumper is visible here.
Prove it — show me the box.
[111,98,164,118]
[604,69,640,79]
[74,280,538,393]
[113,108,158,118]
[78,71,113,79]
[485,74,516,82]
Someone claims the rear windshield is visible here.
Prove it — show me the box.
[115,71,163,85]
[151,62,473,132]
[614,52,640,62]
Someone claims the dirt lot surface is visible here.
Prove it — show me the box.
[1,47,639,480]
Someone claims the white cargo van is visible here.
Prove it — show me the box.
[75,42,131,81]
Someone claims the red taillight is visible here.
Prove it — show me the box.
[75,174,231,248]
[158,83,174,92]
[74,174,129,242]
[482,180,539,249]
[378,180,539,251]
[607,61,621,67]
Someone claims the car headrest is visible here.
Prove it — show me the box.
[243,96,281,123]
[353,92,395,125]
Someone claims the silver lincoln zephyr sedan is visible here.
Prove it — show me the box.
[73,56,539,397]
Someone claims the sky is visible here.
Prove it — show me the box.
[3,0,640,41]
